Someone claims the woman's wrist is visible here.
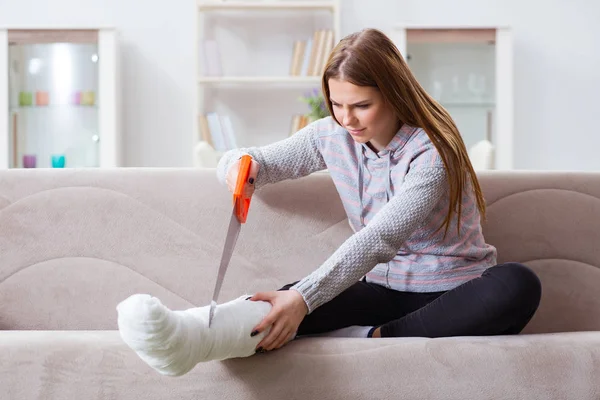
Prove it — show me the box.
[290,289,309,316]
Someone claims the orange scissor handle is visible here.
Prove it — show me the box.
[233,154,253,223]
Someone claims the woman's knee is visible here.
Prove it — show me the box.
[489,262,542,309]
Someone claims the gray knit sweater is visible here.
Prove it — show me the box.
[217,117,497,313]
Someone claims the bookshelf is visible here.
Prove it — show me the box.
[195,0,341,167]
[198,1,339,11]
[198,76,322,84]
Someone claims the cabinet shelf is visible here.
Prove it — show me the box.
[441,102,495,108]
[198,76,322,84]
[198,1,337,11]
[10,105,98,111]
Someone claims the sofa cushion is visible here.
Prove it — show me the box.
[1,330,599,399]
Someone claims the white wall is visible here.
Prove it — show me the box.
[1,0,599,170]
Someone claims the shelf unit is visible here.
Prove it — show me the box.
[391,24,513,170]
[198,76,323,84]
[0,28,120,169]
[198,1,339,11]
[195,0,341,166]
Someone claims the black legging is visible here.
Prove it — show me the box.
[280,262,542,338]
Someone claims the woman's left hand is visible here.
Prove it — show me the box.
[250,290,308,351]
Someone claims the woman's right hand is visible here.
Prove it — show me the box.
[226,156,260,197]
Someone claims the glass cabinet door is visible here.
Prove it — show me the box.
[392,26,513,169]
[7,30,100,168]
[406,31,496,150]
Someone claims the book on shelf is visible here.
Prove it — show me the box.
[198,114,213,146]
[199,112,238,152]
[290,114,310,136]
[289,29,335,77]
[289,40,307,76]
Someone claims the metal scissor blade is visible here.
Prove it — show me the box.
[208,208,242,327]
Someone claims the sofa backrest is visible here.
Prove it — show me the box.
[0,169,598,334]
[478,171,600,334]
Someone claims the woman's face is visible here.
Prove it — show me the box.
[328,78,400,152]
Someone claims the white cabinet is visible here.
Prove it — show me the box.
[391,25,513,170]
[0,28,120,169]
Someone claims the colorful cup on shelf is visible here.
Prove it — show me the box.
[36,91,49,106]
[22,154,37,168]
[72,91,82,105]
[81,91,95,106]
[51,154,66,168]
[19,91,33,106]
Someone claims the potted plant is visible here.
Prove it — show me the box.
[299,88,329,122]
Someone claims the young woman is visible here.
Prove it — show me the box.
[222,27,541,351]
[117,28,541,377]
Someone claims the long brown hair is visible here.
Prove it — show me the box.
[322,28,486,235]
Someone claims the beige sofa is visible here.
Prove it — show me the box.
[1,168,599,399]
